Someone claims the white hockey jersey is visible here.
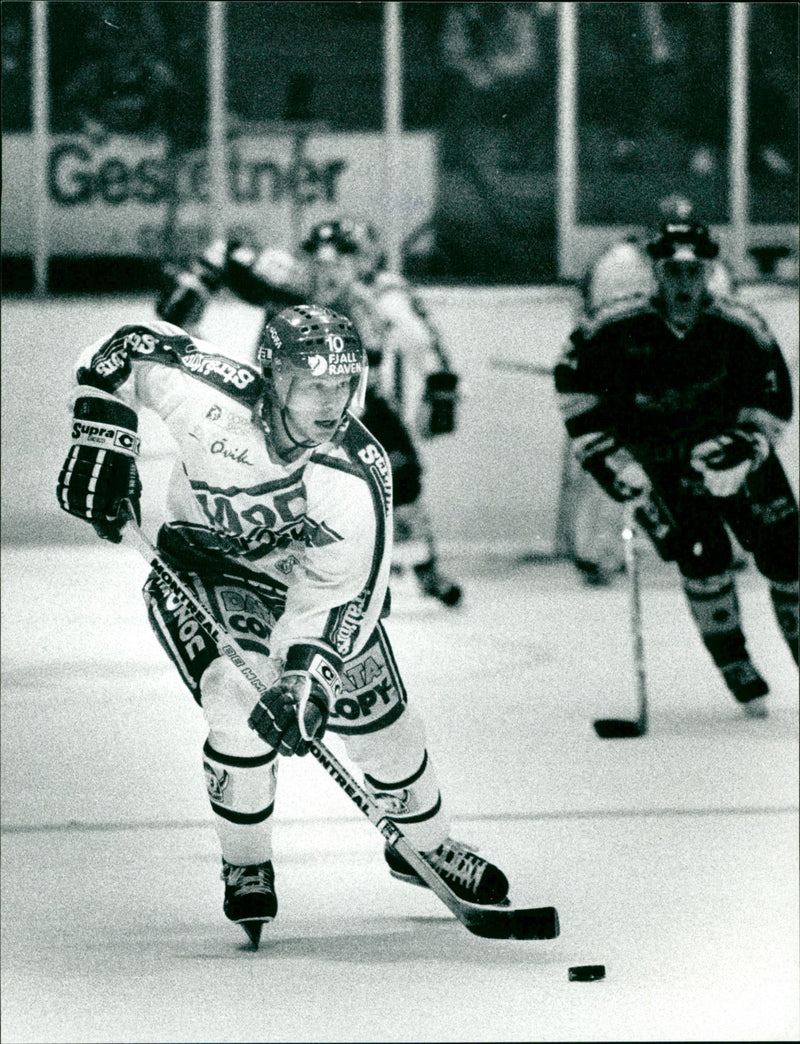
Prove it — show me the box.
[71,320,393,667]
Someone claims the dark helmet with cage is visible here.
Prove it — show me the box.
[257,304,367,436]
[646,218,720,263]
[301,220,360,257]
[302,219,386,281]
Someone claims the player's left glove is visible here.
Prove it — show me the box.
[690,426,770,498]
[421,371,459,437]
[583,444,651,502]
[247,645,341,756]
[57,395,142,542]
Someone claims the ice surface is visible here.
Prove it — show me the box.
[2,545,798,1043]
[3,283,798,1040]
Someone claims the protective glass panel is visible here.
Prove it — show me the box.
[577,2,729,225]
[2,1,32,133]
[748,3,798,223]
[405,2,559,284]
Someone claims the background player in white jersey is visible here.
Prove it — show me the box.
[565,197,736,585]
[300,219,463,607]
[156,221,463,607]
[555,219,798,717]
[56,305,509,948]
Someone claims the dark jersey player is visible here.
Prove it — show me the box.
[555,218,798,717]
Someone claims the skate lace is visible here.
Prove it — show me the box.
[427,840,484,891]
[223,863,274,896]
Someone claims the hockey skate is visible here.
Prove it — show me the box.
[721,660,769,717]
[413,559,462,607]
[385,838,509,905]
[221,859,277,948]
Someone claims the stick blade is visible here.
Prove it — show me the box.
[593,718,645,739]
[460,904,560,940]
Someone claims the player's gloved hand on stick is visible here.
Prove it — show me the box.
[422,371,459,437]
[57,395,142,543]
[584,443,651,502]
[690,427,770,498]
[248,645,341,756]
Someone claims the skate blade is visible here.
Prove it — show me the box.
[593,718,645,739]
[237,917,273,950]
[741,696,768,719]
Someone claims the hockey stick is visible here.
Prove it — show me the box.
[593,500,649,739]
[121,509,559,940]
[490,358,554,378]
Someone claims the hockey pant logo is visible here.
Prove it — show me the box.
[328,623,407,735]
[143,569,285,703]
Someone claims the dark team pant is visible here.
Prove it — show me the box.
[643,451,798,583]
[642,452,799,668]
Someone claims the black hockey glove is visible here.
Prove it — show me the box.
[57,396,142,543]
[156,240,229,326]
[584,444,651,503]
[422,371,459,437]
[248,645,341,756]
[690,427,769,498]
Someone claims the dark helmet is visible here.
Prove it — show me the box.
[646,219,720,262]
[257,304,367,416]
[301,220,361,256]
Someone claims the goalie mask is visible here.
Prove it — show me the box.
[257,305,367,448]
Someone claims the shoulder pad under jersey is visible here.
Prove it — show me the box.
[372,270,410,295]
[580,293,654,339]
[704,295,776,350]
[77,321,264,407]
[332,414,393,515]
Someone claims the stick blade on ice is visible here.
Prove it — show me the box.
[593,717,645,739]
[460,903,560,940]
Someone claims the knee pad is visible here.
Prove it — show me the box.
[681,572,741,635]
[201,653,280,758]
[343,704,448,852]
[342,702,428,782]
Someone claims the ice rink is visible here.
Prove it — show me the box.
[2,286,798,1042]
[2,544,798,1043]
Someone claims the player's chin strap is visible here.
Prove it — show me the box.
[120,504,558,941]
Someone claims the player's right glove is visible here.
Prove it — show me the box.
[582,442,651,503]
[247,644,341,756]
[156,240,229,326]
[57,395,141,542]
[690,427,770,498]
[421,371,459,437]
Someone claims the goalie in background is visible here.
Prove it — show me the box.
[554,217,798,718]
[156,219,463,607]
[563,195,737,585]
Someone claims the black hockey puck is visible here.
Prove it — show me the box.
[568,964,605,981]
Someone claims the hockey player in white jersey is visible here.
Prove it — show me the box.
[56,305,509,948]
[300,219,463,607]
[156,219,463,607]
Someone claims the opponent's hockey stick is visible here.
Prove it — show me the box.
[593,501,649,739]
[490,358,554,378]
[122,510,559,941]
